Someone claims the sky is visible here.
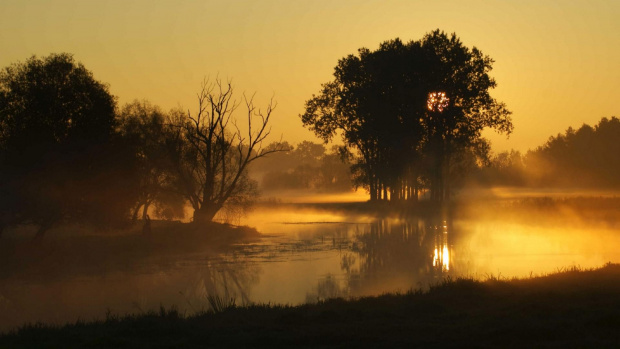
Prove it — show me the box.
[1,0,619,153]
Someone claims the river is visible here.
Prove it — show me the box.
[1,198,619,332]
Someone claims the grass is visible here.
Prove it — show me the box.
[206,295,237,314]
[2,263,620,348]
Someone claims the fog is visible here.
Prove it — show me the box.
[2,188,620,333]
[2,25,620,347]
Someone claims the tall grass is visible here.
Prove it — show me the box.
[206,294,236,313]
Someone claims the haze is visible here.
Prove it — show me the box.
[2,0,619,152]
[2,1,620,346]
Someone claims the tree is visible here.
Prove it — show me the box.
[117,100,185,222]
[256,142,352,192]
[167,78,284,224]
[301,30,512,202]
[302,39,426,201]
[0,53,132,237]
[420,31,512,200]
[525,116,620,187]
[318,146,353,192]
[472,149,526,187]
[294,141,326,167]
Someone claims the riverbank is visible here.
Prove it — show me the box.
[2,263,619,348]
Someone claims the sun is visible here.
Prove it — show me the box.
[427,92,449,112]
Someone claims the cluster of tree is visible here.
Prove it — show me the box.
[473,150,527,187]
[0,54,280,238]
[474,117,620,188]
[0,53,135,238]
[301,30,512,202]
[250,141,352,192]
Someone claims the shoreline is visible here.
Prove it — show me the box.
[2,263,619,348]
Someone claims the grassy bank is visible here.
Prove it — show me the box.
[2,264,619,348]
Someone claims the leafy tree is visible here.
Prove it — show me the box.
[318,146,354,191]
[0,53,133,237]
[301,30,512,202]
[470,116,620,189]
[473,149,526,187]
[248,141,295,186]
[256,142,352,192]
[302,39,422,201]
[116,100,185,222]
[294,141,326,167]
[166,78,284,224]
[525,117,620,187]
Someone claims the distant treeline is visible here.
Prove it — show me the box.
[250,141,352,192]
[473,117,620,188]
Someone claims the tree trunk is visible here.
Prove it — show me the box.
[369,177,377,201]
[131,203,142,223]
[193,204,221,225]
[142,201,151,221]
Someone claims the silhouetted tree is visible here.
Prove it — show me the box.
[117,100,185,222]
[256,141,352,192]
[249,141,295,175]
[469,116,620,189]
[294,141,326,167]
[525,117,620,187]
[318,146,354,191]
[0,53,133,237]
[472,149,526,187]
[166,78,284,224]
[301,30,512,202]
[302,39,423,201]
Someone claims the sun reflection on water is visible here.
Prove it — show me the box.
[432,221,450,271]
[4,199,620,333]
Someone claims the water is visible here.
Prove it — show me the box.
[1,201,620,332]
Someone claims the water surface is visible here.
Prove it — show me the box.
[1,201,619,332]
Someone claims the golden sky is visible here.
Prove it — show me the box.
[1,0,619,153]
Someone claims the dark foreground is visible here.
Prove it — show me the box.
[1,264,620,348]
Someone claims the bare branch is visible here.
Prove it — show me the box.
[167,78,285,222]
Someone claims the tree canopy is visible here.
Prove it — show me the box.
[116,100,185,222]
[0,54,115,151]
[301,30,512,201]
[475,117,620,188]
[0,53,133,237]
[0,54,293,236]
[252,141,352,192]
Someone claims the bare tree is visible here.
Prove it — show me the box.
[167,78,284,224]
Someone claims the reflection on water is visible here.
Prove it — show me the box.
[319,217,457,300]
[1,203,620,332]
[433,222,450,271]
[180,256,259,309]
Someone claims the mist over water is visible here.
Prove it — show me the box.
[1,192,620,333]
